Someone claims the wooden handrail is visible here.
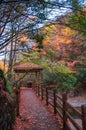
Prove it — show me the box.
[56,94,62,100]
[56,108,63,119]
[66,102,82,118]
[66,112,82,130]
[33,86,86,130]
[81,105,86,130]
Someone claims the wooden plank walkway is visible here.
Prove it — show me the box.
[19,88,61,130]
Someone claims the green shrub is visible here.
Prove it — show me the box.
[6,79,14,97]
[43,71,77,93]
[75,67,86,84]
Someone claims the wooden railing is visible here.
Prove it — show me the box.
[33,85,86,130]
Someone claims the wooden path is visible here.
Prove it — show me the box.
[19,88,61,130]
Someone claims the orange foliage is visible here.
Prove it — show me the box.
[43,40,49,45]
[66,39,72,44]
[41,21,80,60]
[62,27,75,36]
[83,7,86,12]
[53,36,72,45]
[41,50,46,56]
[56,45,61,50]
[66,60,80,68]
[19,35,28,45]
[0,60,8,71]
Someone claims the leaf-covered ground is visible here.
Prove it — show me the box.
[14,88,62,130]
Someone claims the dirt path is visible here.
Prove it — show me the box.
[14,88,61,130]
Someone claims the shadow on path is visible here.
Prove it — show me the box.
[19,88,61,130]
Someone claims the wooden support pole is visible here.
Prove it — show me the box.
[63,93,67,130]
[81,104,86,130]
[38,85,39,96]
[37,72,40,96]
[41,87,43,100]
[35,72,38,94]
[53,90,57,114]
[46,88,48,105]
[36,85,37,94]
[16,87,20,116]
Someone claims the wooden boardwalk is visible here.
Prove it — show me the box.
[19,88,61,130]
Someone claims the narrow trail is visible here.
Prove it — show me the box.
[17,88,61,130]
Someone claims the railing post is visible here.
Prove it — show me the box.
[63,93,67,130]
[53,90,57,114]
[41,87,43,100]
[38,85,39,96]
[46,88,48,105]
[36,85,38,94]
[81,104,86,130]
[16,87,20,116]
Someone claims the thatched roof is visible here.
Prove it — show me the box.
[13,62,43,73]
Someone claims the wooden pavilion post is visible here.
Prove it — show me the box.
[35,72,38,94]
[39,70,43,96]
[37,72,40,96]
[15,74,20,116]
[35,71,42,96]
